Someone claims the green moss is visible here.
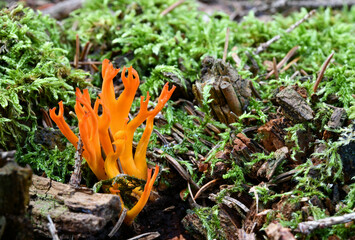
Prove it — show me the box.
[0,5,89,148]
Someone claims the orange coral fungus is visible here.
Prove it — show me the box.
[50,59,175,224]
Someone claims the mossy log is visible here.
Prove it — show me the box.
[30,175,122,239]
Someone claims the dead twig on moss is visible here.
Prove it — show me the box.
[254,10,316,55]
[194,178,220,200]
[313,52,334,93]
[161,0,185,16]
[74,34,80,69]
[297,212,355,234]
[272,57,278,80]
[223,27,230,62]
[266,46,299,79]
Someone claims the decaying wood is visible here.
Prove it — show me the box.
[276,86,314,122]
[193,56,252,124]
[41,0,85,20]
[297,212,355,234]
[257,147,289,180]
[254,10,316,55]
[265,222,296,240]
[0,161,33,239]
[30,175,121,239]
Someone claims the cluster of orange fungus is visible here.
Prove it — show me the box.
[49,59,175,224]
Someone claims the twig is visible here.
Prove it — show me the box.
[223,27,230,62]
[231,46,242,67]
[194,178,220,200]
[280,56,300,73]
[108,208,127,238]
[209,193,249,218]
[313,52,334,93]
[41,109,53,128]
[80,42,92,61]
[298,212,355,234]
[126,232,160,240]
[74,34,80,68]
[187,182,198,206]
[41,0,85,20]
[272,57,278,79]
[265,46,299,79]
[254,10,316,55]
[69,136,83,187]
[160,0,185,16]
[47,215,60,240]
[154,148,200,190]
[70,61,102,65]
[249,186,259,214]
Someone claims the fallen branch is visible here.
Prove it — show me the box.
[297,212,355,234]
[254,10,316,55]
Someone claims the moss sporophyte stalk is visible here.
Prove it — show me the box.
[50,59,175,224]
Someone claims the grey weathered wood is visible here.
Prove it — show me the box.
[30,175,122,239]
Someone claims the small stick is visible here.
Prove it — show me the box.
[47,215,60,240]
[126,232,160,240]
[80,42,92,61]
[272,57,279,79]
[266,46,299,79]
[41,109,53,128]
[108,208,127,238]
[160,0,185,16]
[298,212,355,234]
[69,135,83,187]
[154,148,200,190]
[254,10,316,55]
[74,34,80,68]
[187,182,198,205]
[223,27,230,62]
[70,61,102,65]
[300,69,308,76]
[313,52,334,93]
[281,56,300,73]
[194,178,220,200]
[231,46,242,67]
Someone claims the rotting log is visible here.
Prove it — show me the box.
[30,175,122,239]
[0,161,33,239]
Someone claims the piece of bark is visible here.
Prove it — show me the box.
[257,118,291,152]
[30,175,121,239]
[0,161,33,239]
[257,147,289,180]
[265,222,296,240]
[193,56,252,124]
[276,86,314,123]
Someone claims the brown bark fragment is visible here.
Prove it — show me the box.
[30,175,121,239]
[265,222,296,240]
